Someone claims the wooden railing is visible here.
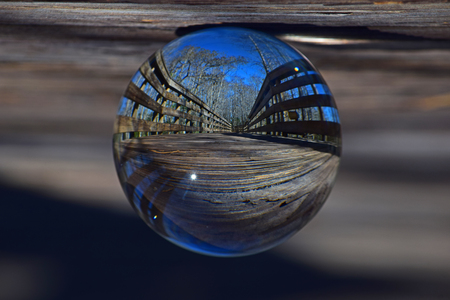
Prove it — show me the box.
[114,50,232,135]
[244,59,341,145]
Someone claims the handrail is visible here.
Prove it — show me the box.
[115,50,232,135]
[244,59,341,143]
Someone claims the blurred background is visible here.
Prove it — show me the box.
[1,2,450,299]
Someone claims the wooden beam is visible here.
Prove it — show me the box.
[1,2,450,40]
[248,95,337,128]
[154,50,231,126]
[124,82,222,125]
[248,120,341,137]
[115,115,205,133]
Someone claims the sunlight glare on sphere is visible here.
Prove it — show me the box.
[113,27,342,257]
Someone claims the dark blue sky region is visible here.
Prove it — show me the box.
[162,27,303,88]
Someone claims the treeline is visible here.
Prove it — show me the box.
[162,45,260,127]
[162,32,301,128]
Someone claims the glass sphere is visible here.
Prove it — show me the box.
[113,27,341,257]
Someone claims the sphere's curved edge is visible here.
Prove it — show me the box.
[165,235,278,258]
[113,26,341,257]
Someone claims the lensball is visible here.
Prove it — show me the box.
[113,27,341,257]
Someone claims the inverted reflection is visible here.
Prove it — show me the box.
[113,27,341,257]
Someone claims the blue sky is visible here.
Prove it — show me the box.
[162,27,303,87]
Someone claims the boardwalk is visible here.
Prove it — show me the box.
[2,3,450,298]
[115,133,339,253]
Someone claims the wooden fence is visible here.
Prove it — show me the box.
[244,59,341,145]
[114,50,232,136]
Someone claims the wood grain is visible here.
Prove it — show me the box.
[115,133,340,252]
[1,2,450,40]
[0,0,449,294]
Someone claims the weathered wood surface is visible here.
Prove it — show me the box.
[0,1,450,298]
[119,133,336,199]
[118,50,232,133]
[139,59,218,120]
[245,57,341,138]
[122,83,228,131]
[249,120,341,137]
[115,115,202,133]
[152,50,231,128]
[1,1,450,40]
[116,133,339,251]
[248,96,335,126]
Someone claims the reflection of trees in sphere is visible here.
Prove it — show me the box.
[113,27,342,257]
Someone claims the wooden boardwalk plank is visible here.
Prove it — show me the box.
[115,133,339,249]
[1,2,450,40]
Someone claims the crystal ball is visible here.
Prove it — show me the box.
[113,27,341,257]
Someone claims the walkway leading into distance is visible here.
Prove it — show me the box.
[115,133,339,250]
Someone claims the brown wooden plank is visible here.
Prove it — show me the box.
[248,95,336,127]
[115,115,203,132]
[121,134,334,191]
[271,75,323,95]
[140,59,208,117]
[140,59,228,129]
[265,59,309,82]
[248,120,341,137]
[155,51,206,110]
[124,82,218,125]
[1,2,449,40]
[9,0,447,4]
[155,50,232,127]
[115,132,340,250]
[124,82,162,114]
[139,52,232,129]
